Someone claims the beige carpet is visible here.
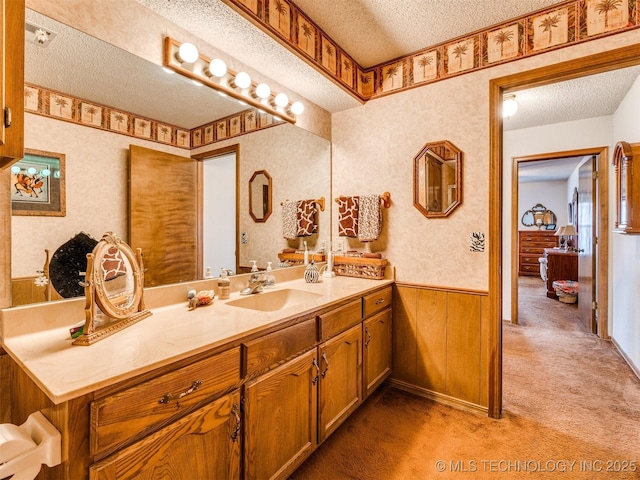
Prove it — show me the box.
[290,276,640,479]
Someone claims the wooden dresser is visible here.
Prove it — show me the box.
[518,230,557,276]
[543,248,578,299]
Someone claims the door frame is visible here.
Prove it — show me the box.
[510,148,608,336]
[488,42,640,418]
[193,144,240,274]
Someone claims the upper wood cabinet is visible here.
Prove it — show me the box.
[613,141,640,234]
[0,0,25,166]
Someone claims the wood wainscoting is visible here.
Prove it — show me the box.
[390,283,490,413]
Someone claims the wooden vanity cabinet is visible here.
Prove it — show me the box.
[243,349,319,480]
[0,0,25,165]
[90,389,242,479]
[364,308,392,398]
[317,323,363,443]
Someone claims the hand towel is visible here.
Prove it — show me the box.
[282,200,298,240]
[297,199,318,236]
[358,194,382,242]
[337,196,359,237]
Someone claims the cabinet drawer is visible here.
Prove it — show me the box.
[519,255,541,265]
[318,299,362,341]
[363,286,392,318]
[519,263,540,274]
[244,319,317,378]
[91,347,241,458]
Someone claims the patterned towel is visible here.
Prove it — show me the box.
[297,199,318,237]
[282,200,298,240]
[337,196,359,237]
[358,194,382,242]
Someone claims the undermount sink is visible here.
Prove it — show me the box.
[226,288,323,312]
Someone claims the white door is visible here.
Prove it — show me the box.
[203,152,237,275]
[577,156,596,333]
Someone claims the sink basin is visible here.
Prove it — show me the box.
[226,288,323,312]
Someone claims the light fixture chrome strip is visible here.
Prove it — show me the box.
[163,37,300,125]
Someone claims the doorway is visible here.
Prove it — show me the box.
[510,148,606,336]
[488,43,640,418]
[193,145,240,275]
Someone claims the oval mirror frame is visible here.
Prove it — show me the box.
[249,170,272,222]
[413,140,463,218]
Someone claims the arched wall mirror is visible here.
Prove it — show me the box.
[249,170,272,222]
[413,140,462,218]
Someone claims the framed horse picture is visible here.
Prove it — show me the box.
[10,149,66,216]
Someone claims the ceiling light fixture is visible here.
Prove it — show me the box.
[25,21,57,47]
[503,94,518,118]
[207,58,227,78]
[177,42,199,64]
[163,37,300,124]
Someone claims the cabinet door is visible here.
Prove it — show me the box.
[90,390,241,480]
[244,349,318,480]
[0,0,25,165]
[364,309,392,398]
[318,323,362,443]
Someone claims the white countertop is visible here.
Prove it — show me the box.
[2,276,393,404]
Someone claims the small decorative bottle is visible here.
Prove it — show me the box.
[218,268,230,300]
[304,256,320,283]
[265,262,276,288]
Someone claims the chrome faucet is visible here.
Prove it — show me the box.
[240,273,266,295]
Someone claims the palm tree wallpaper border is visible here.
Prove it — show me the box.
[24,83,284,150]
[224,0,638,101]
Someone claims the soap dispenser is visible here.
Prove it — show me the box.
[250,260,258,273]
[265,262,276,288]
[218,268,231,299]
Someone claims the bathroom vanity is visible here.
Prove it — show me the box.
[1,272,393,479]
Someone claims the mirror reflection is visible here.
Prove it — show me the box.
[413,140,462,218]
[11,9,330,306]
[249,170,272,222]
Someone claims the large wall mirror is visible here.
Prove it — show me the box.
[11,9,330,306]
[413,140,462,218]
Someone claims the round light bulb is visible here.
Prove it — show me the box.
[11,166,20,174]
[291,101,304,115]
[275,93,289,108]
[255,83,271,99]
[27,167,37,175]
[177,42,199,63]
[209,58,227,77]
[41,168,51,177]
[503,95,518,118]
[234,71,251,89]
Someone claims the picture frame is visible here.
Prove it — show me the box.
[11,148,66,217]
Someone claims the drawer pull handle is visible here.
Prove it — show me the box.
[321,352,329,378]
[365,327,372,347]
[158,380,203,404]
[375,298,385,305]
[312,357,320,385]
[230,402,241,442]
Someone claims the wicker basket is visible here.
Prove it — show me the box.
[332,256,387,280]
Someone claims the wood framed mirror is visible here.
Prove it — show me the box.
[249,170,272,222]
[413,140,462,218]
[73,232,151,346]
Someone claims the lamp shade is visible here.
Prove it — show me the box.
[563,224,577,236]
[554,226,566,236]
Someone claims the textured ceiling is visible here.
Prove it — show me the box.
[293,0,562,68]
[26,1,640,143]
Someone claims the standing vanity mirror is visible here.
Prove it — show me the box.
[413,140,462,218]
[249,170,272,222]
[73,232,151,346]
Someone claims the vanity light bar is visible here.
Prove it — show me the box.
[163,37,299,124]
